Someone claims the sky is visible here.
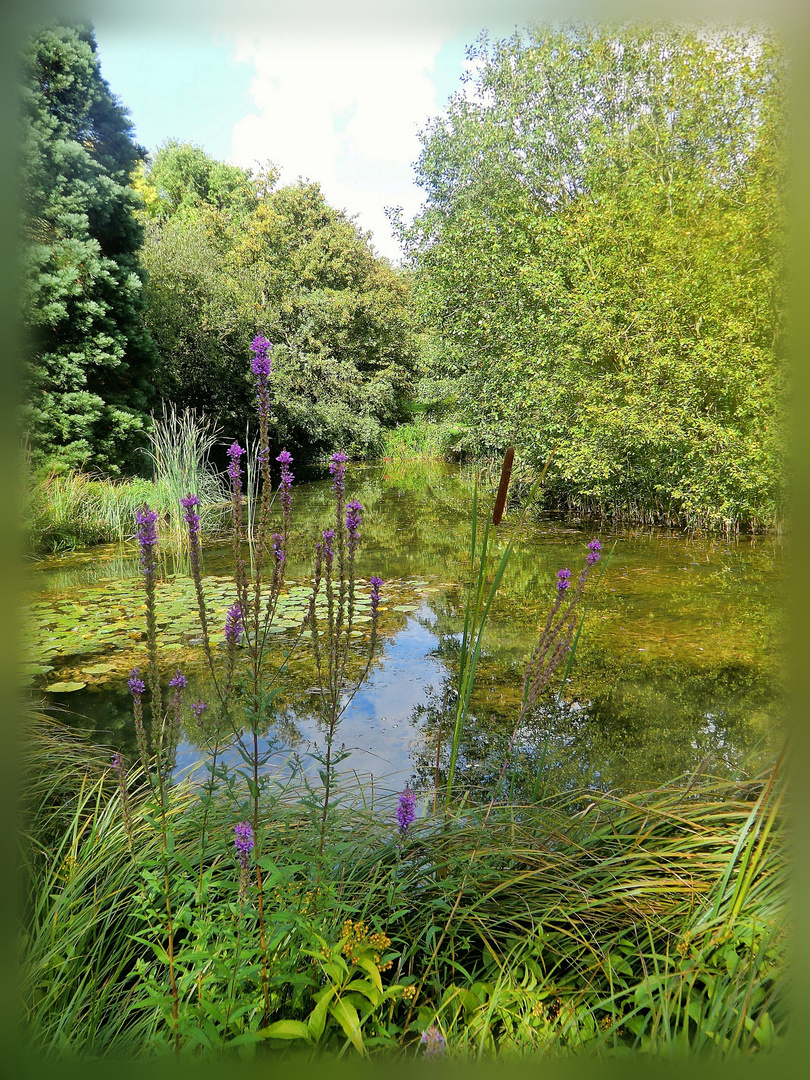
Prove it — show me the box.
[90,11,523,263]
[82,0,796,263]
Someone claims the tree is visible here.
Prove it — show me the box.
[139,143,416,456]
[402,26,788,529]
[20,21,158,474]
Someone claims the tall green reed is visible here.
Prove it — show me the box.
[444,445,561,804]
[141,402,228,554]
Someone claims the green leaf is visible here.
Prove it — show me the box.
[257,1019,311,1042]
[329,997,365,1055]
[308,985,335,1042]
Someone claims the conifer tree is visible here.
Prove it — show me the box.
[20,21,157,473]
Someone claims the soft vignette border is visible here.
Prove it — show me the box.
[1,2,808,1079]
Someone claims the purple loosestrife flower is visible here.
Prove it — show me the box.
[111,752,123,770]
[234,820,255,902]
[346,500,362,542]
[557,568,572,593]
[234,820,254,859]
[396,785,416,834]
[329,451,348,496]
[227,441,246,485]
[128,668,150,774]
[165,671,186,781]
[322,528,335,569]
[135,507,158,572]
[587,538,602,566]
[276,448,294,520]
[191,701,207,719]
[180,495,200,538]
[225,603,244,645]
[370,576,383,619]
[250,335,272,376]
[128,669,145,696]
[420,1026,446,1058]
[251,338,273,475]
[271,533,285,564]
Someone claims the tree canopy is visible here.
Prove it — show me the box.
[138,142,416,456]
[401,25,788,530]
[20,21,157,474]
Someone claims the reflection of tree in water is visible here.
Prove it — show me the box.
[30,463,785,789]
[406,647,782,803]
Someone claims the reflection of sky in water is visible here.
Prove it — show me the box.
[174,603,445,792]
[28,463,785,794]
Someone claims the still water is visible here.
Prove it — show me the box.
[25,461,785,798]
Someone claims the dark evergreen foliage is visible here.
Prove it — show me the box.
[20,21,157,474]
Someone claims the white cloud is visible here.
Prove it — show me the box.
[226,30,449,262]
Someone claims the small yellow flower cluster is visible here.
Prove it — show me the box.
[400,984,417,1001]
[273,883,318,915]
[340,919,393,971]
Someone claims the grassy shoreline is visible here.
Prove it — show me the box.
[21,713,787,1062]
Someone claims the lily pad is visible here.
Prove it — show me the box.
[44,680,87,693]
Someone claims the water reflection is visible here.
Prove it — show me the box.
[28,462,785,796]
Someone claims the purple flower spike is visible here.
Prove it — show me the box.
[276,448,294,518]
[329,451,348,495]
[168,670,187,690]
[234,819,254,901]
[234,820,254,859]
[346,499,363,550]
[250,335,272,376]
[421,1026,446,1058]
[322,528,335,565]
[370,575,383,617]
[271,533,285,564]
[128,668,145,696]
[191,701,207,718]
[111,752,123,770]
[181,495,200,538]
[227,442,246,484]
[556,568,572,593]
[135,508,158,571]
[587,539,602,567]
[225,603,243,645]
[396,785,416,834]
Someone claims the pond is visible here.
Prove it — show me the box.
[24,460,786,799]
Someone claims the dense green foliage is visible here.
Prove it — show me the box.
[137,142,417,457]
[22,405,226,555]
[401,26,788,530]
[20,22,157,474]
